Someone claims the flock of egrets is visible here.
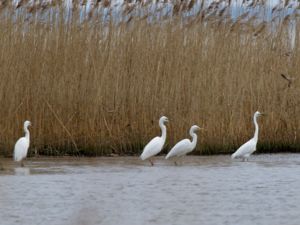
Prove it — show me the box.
[140,111,264,165]
[13,111,264,166]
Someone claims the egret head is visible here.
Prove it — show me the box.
[159,116,169,124]
[254,111,265,117]
[24,120,31,128]
[190,125,202,132]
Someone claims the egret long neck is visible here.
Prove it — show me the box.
[253,115,259,142]
[159,121,167,141]
[190,130,198,149]
[24,125,30,141]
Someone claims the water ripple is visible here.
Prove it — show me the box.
[0,154,300,225]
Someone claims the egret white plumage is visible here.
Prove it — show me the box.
[13,120,31,166]
[166,125,202,165]
[231,111,265,161]
[140,116,168,166]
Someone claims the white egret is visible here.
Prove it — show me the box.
[13,120,31,166]
[140,116,168,166]
[166,125,202,165]
[231,111,265,161]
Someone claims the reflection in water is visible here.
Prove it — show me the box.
[14,167,30,176]
[0,155,300,225]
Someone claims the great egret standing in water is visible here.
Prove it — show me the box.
[231,111,265,161]
[140,116,168,166]
[13,120,31,166]
[165,125,202,165]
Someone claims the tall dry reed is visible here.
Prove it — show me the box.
[0,4,299,156]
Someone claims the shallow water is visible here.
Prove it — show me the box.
[0,154,300,225]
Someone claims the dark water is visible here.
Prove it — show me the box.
[0,154,300,225]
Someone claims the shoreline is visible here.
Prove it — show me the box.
[2,143,300,157]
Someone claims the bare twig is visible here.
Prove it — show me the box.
[281,73,296,88]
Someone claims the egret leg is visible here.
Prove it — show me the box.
[177,156,183,166]
[21,161,25,167]
[149,159,154,166]
[174,161,178,166]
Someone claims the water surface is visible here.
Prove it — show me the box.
[0,154,300,225]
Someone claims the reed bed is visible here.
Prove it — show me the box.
[0,1,300,156]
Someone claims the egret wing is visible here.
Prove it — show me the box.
[166,139,191,159]
[13,137,29,161]
[140,137,164,160]
[232,139,256,159]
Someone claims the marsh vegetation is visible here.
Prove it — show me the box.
[0,0,300,156]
